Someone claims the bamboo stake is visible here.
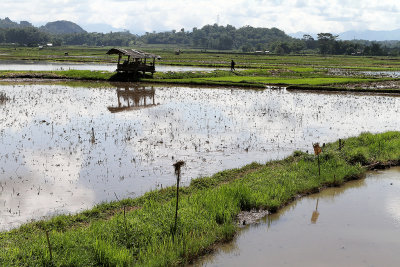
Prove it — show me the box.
[45,230,53,261]
[172,161,185,241]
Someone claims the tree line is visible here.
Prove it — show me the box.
[0,24,399,56]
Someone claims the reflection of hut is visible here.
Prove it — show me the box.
[107,84,157,113]
[106,48,161,76]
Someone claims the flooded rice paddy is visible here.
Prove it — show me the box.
[195,167,400,267]
[328,68,400,78]
[1,83,400,230]
[0,61,221,72]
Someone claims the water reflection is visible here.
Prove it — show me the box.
[1,83,400,230]
[311,198,320,224]
[0,61,224,72]
[107,84,157,113]
[194,169,400,267]
[261,178,367,231]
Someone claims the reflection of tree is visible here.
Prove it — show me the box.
[107,84,157,113]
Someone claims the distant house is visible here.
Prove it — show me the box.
[254,50,270,55]
[106,48,161,76]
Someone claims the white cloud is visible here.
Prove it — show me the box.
[1,0,400,33]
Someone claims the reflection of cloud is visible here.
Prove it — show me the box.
[386,196,400,226]
[2,84,400,230]
[0,148,95,231]
[0,84,106,133]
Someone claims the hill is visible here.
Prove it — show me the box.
[339,29,400,41]
[289,29,400,41]
[39,20,86,34]
[0,17,33,29]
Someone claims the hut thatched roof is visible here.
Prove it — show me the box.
[106,48,161,59]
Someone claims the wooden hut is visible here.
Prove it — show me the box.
[106,48,161,76]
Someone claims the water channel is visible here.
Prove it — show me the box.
[0,82,399,230]
[194,167,400,267]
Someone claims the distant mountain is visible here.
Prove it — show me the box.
[288,31,318,40]
[0,17,33,29]
[338,29,400,41]
[39,20,86,34]
[83,23,126,34]
[289,29,400,41]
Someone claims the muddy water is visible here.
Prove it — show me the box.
[195,167,400,267]
[1,84,400,230]
[0,61,222,72]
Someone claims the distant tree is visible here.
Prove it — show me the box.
[271,41,290,54]
[370,42,383,55]
[363,46,371,55]
[217,34,233,50]
[241,44,253,52]
[0,30,4,43]
[317,33,338,54]
[255,43,266,51]
[302,34,317,50]
[289,39,306,53]
[5,27,50,45]
[192,29,206,47]
[51,37,63,46]
[345,46,356,55]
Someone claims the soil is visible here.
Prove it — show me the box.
[237,209,269,226]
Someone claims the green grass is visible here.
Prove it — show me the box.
[1,131,400,266]
[195,76,379,86]
[0,45,399,90]
[0,70,114,81]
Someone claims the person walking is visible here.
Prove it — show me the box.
[230,60,235,71]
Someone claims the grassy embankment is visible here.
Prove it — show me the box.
[0,67,396,92]
[1,131,400,266]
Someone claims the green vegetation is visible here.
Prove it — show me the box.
[1,131,400,266]
[1,17,400,55]
[0,46,399,91]
[0,70,114,80]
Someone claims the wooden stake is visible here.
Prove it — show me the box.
[318,154,321,177]
[45,231,53,261]
[172,161,185,241]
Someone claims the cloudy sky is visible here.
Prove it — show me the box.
[2,0,400,34]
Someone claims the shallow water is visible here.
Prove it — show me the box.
[194,167,400,267]
[0,60,222,72]
[360,70,400,78]
[328,68,400,78]
[1,83,400,230]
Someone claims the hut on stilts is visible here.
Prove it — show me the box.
[106,48,161,77]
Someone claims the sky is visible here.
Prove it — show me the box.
[2,0,400,34]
